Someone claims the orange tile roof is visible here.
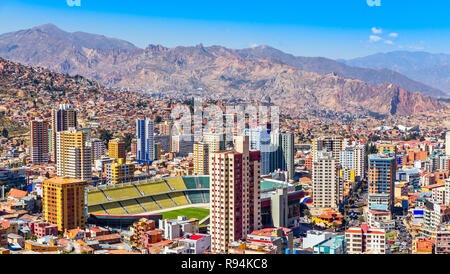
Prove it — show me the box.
[8,189,28,198]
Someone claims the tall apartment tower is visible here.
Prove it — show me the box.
[30,118,49,165]
[446,132,450,156]
[193,142,209,175]
[56,128,92,181]
[203,133,225,153]
[209,135,261,253]
[109,138,126,160]
[91,138,106,162]
[312,151,340,210]
[136,119,154,164]
[340,145,366,181]
[368,154,396,211]
[51,103,77,162]
[313,136,344,164]
[271,132,294,179]
[42,177,86,232]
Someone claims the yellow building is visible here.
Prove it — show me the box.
[193,142,208,175]
[56,128,92,181]
[377,143,397,154]
[106,158,135,184]
[42,177,87,232]
[108,139,126,160]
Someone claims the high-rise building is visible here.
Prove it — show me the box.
[106,158,135,184]
[136,119,154,164]
[271,132,294,179]
[154,134,171,153]
[193,142,209,175]
[313,136,344,164]
[368,154,396,211]
[340,145,366,181]
[30,118,49,165]
[171,134,194,157]
[154,143,162,160]
[42,177,87,232]
[312,151,340,209]
[108,138,126,160]
[91,138,106,162]
[209,135,261,253]
[51,103,77,162]
[203,133,225,153]
[446,132,450,156]
[56,128,92,181]
[244,128,272,175]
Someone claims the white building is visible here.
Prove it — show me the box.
[345,225,386,254]
[312,151,340,209]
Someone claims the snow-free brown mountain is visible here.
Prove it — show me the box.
[0,24,446,116]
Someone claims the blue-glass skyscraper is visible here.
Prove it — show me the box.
[136,118,154,164]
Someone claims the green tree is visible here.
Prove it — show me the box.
[359,215,365,223]
[124,133,133,152]
[2,128,8,138]
[98,129,113,145]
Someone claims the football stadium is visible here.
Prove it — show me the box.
[86,175,305,228]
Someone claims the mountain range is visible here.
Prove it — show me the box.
[0,24,447,117]
[340,51,450,96]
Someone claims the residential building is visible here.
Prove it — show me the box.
[245,227,293,254]
[56,128,92,181]
[106,158,135,184]
[209,135,261,253]
[108,138,126,160]
[30,118,49,165]
[193,142,209,175]
[435,228,450,254]
[313,136,344,164]
[345,224,386,254]
[159,216,199,240]
[51,103,77,162]
[91,138,105,162]
[42,177,87,232]
[368,154,396,212]
[312,151,340,210]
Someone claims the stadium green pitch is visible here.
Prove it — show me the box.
[161,207,210,220]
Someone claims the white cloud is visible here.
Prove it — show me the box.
[250,43,259,48]
[369,35,383,42]
[384,40,394,45]
[371,27,383,34]
[389,33,399,38]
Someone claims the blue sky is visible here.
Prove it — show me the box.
[0,0,449,59]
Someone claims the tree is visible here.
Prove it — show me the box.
[98,129,113,145]
[359,215,365,223]
[124,133,133,152]
[45,172,50,178]
[2,128,8,138]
